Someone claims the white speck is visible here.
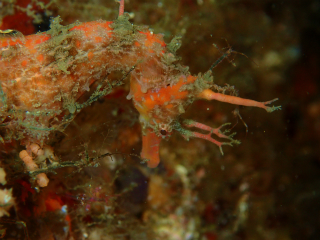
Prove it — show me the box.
[207,108,209,110]
[4,194,11,204]
[197,0,203,5]
[126,92,133,100]
[61,205,68,214]
[239,182,249,192]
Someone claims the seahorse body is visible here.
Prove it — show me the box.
[0,15,280,169]
[0,16,194,143]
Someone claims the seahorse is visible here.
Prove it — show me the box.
[0,0,280,186]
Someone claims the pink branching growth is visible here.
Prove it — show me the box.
[181,120,240,155]
[198,89,281,113]
[118,0,125,16]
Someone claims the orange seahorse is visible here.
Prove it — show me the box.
[0,0,280,185]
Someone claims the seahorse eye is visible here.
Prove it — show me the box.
[160,129,167,136]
